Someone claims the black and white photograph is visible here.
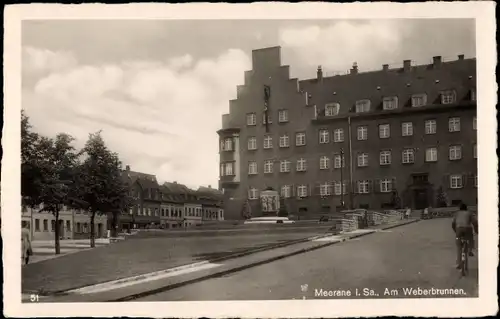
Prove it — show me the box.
[2,2,497,318]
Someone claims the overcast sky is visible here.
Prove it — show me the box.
[22,19,475,189]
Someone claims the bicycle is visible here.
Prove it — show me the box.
[458,237,470,276]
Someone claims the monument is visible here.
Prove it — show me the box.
[260,187,280,216]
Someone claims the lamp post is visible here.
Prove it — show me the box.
[340,148,345,209]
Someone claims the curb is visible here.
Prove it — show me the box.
[111,219,420,302]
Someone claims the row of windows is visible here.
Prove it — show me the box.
[31,219,104,234]
[245,90,475,126]
[232,116,477,151]
[247,174,477,199]
[130,206,222,218]
[243,144,477,175]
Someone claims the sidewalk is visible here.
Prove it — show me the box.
[29,219,419,302]
[29,239,111,264]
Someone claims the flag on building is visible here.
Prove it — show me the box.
[264,85,271,132]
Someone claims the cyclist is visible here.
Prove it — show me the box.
[452,203,478,269]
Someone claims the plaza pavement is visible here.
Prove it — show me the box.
[22,224,335,295]
[22,219,424,302]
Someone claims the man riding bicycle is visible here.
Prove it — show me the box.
[452,203,478,269]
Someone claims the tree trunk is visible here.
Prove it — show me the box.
[90,212,96,248]
[111,211,118,238]
[54,210,61,255]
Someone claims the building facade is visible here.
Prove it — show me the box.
[218,46,477,220]
[21,205,108,241]
[120,166,161,230]
[198,186,225,222]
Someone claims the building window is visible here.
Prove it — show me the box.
[264,160,273,174]
[221,138,233,151]
[278,109,289,123]
[325,103,340,116]
[76,222,81,233]
[249,188,258,200]
[220,162,234,176]
[355,99,370,113]
[320,183,332,196]
[449,145,462,161]
[51,220,56,232]
[450,175,463,189]
[319,129,330,144]
[333,129,344,142]
[319,156,330,170]
[357,180,370,194]
[357,126,368,141]
[35,219,40,232]
[247,113,256,126]
[280,160,291,173]
[263,113,272,124]
[380,179,393,193]
[425,119,437,135]
[334,154,345,169]
[449,117,461,132]
[402,149,415,164]
[297,185,308,198]
[382,96,398,110]
[425,147,438,162]
[297,158,307,172]
[83,223,89,233]
[441,90,456,104]
[473,116,477,130]
[279,135,289,148]
[296,132,306,146]
[411,94,427,107]
[281,185,292,198]
[357,153,368,167]
[148,208,152,216]
[248,161,257,175]
[401,122,413,136]
[334,181,347,195]
[263,135,273,149]
[380,151,392,165]
[66,220,71,231]
[473,144,477,159]
[248,137,257,150]
[379,124,390,139]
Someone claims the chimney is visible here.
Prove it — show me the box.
[403,60,411,72]
[317,65,323,81]
[458,54,465,60]
[126,165,130,171]
[350,62,358,75]
[433,56,442,68]
[382,64,389,71]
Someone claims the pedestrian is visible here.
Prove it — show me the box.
[423,207,429,219]
[405,207,411,219]
[21,221,32,266]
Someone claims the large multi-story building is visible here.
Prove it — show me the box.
[217,46,477,220]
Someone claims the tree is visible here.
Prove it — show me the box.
[436,186,448,208]
[22,113,80,254]
[75,131,133,247]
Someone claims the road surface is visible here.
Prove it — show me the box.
[136,218,478,300]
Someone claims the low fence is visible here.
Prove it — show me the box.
[331,209,405,233]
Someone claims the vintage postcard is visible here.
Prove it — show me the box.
[2,2,498,318]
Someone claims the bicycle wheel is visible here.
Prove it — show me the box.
[461,241,468,276]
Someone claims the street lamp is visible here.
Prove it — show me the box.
[340,148,345,209]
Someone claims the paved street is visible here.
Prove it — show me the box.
[136,218,478,301]
[22,226,332,294]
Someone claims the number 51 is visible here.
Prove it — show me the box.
[30,294,39,302]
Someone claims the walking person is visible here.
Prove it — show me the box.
[21,221,32,266]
